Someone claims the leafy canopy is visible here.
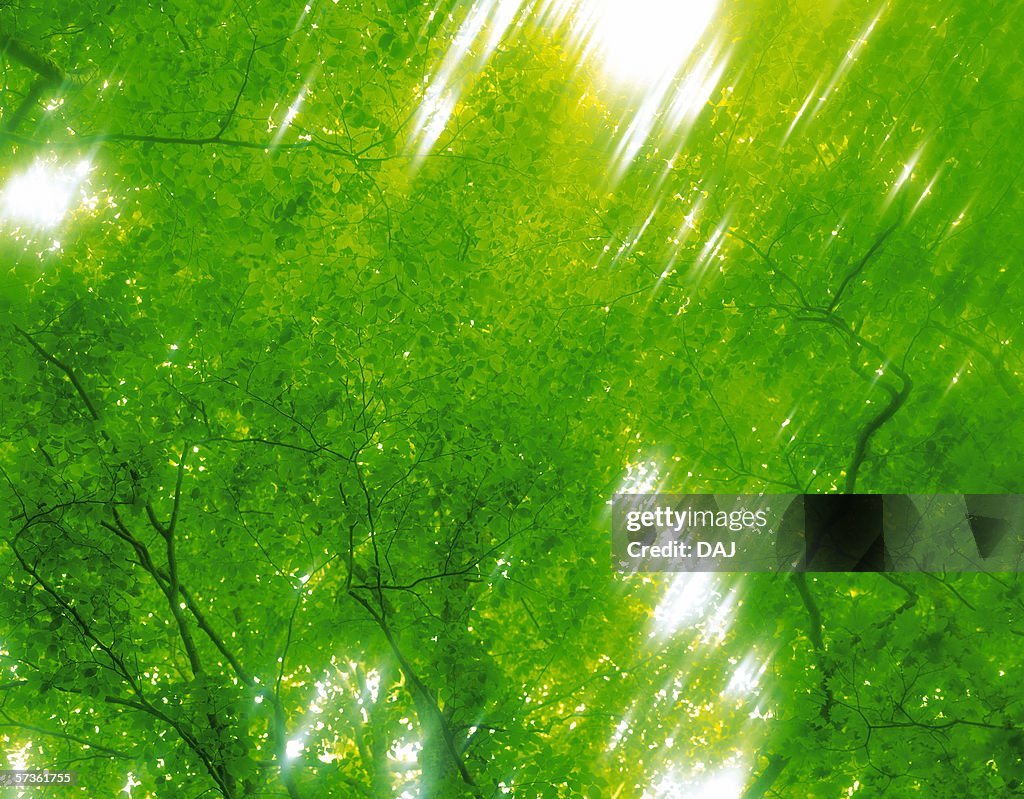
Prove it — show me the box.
[1,0,1022,797]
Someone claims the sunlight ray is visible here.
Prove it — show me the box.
[409,0,726,177]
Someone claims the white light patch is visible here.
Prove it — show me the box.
[723,652,767,699]
[586,0,718,88]
[7,739,31,770]
[619,460,663,494]
[1,158,91,229]
[285,738,305,760]
[691,769,746,799]
[121,773,142,796]
[389,739,422,764]
[651,572,736,641]
[646,767,747,799]
[282,92,305,129]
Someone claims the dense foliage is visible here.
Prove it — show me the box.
[1,0,1022,797]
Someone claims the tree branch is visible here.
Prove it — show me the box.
[14,325,100,421]
[349,590,482,796]
[828,220,900,312]
[0,717,131,759]
[0,34,65,84]
[741,753,791,799]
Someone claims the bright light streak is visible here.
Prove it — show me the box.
[723,652,767,699]
[272,86,309,145]
[703,585,738,643]
[645,568,744,644]
[606,701,637,751]
[586,0,718,88]
[364,668,381,703]
[285,738,305,759]
[691,212,730,280]
[623,198,661,259]
[782,79,820,145]
[659,193,705,280]
[885,144,924,207]
[619,460,663,493]
[810,5,885,126]
[911,170,941,215]
[580,0,728,182]
[282,92,305,129]
[941,360,971,398]
[409,0,726,176]
[609,46,726,180]
[656,573,717,627]
[293,2,314,33]
[1,158,91,229]
[411,82,458,161]
[409,0,523,164]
